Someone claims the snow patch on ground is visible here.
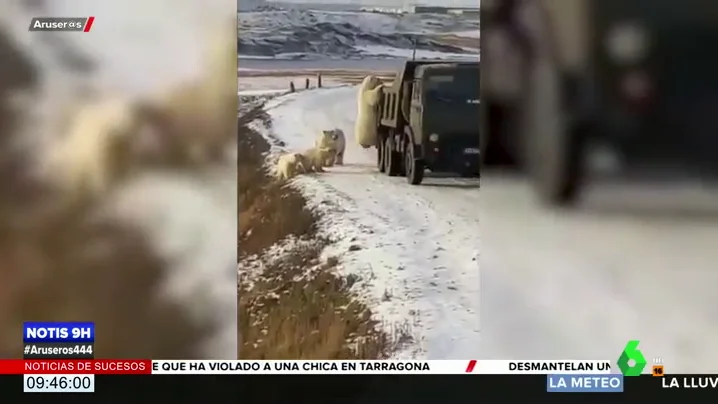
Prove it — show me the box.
[239,89,288,96]
[240,236,321,291]
[451,30,480,38]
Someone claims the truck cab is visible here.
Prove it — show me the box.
[377,61,480,184]
[484,0,718,206]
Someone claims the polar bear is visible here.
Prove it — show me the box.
[40,96,151,199]
[315,129,346,166]
[355,75,384,149]
[38,19,237,201]
[274,152,307,181]
[301,147,337,173]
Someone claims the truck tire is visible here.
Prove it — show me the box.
[524,59,583,207]
[479,129,487,168]
[377,137,386,173]
[385,136,401,176]
[404,136,424,185]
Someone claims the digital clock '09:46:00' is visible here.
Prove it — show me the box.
[24,374,94,393]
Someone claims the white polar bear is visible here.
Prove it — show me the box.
[37,20,237,201]
[301,147,337,173]
[40,96,150,199]
[355,75,384,149]
[274,152,307,181]
[315,129,346,166]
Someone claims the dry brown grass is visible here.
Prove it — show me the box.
[238,103,402,359]
[239,244,391,359]
[0,31,204,358]
[237,107,316,256]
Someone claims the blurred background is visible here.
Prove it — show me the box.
[0,0,237,358]
[480,0,718,372]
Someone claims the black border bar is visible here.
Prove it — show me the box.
[6,375,717,403]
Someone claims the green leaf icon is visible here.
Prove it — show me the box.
[618,340,647,376]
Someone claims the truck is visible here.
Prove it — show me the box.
[375,61,480,185]
[482,0,718,206]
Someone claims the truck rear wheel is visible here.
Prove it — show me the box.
[377,136,386,173]
[525,61,583,207]
[404,137,424,185]
[385,136,401,176]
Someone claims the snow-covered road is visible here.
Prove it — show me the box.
[252,87,480,359]
[480,175,718,373]
[252,86,718,371]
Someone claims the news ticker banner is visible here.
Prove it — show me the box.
[3,359,718,395]
[27,17,95,32]
[6,359,611,376]
[0,359,607,394]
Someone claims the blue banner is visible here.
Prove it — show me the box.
[546,374,624,393]
[23,322,95,342]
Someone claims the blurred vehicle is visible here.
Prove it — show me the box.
[377,61,481,184]
[482,0,718,206]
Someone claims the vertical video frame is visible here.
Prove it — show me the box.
[238,0,480,361]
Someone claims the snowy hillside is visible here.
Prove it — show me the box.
[270,0,480,7]
[238,9,478,59]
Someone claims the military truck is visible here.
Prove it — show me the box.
[483,0,718,206]
[376,61,480,185]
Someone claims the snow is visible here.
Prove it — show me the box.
[237,73,346,97]
[451,30,480,38]
[251,87,480,359]
[356,45,479,60]
[238,55,280,60]
[239,57,405,71]
[273,0,480,7]
[238,9,478,59]
[246,82,718,370]
[239,47,479,60]
[239,89,288,96]
[479,176,718,373]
